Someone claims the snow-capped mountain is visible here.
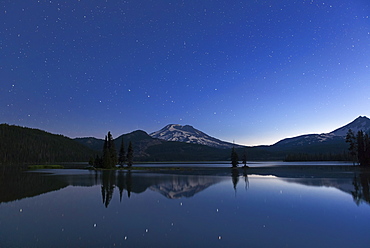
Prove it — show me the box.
[273,116,370,148]
[150,124,240,149]
[149,175,224,199]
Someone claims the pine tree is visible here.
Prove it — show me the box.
[127,141,133,167]
[346,129,357,165]
[94,154,102,168]
[231,147,239,168]
[101,132,118,169]
[102,135,112,169]
[363,133,370,166]
[350,130,370,167]
[107,132,117,166]
[241,149,247,167]
[118,139,126,167]
[357,131,365,166]
[88,156,95,166]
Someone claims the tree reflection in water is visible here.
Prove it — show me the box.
[243,168,249,190]
[101,170,133,207]
[100,171,226,207]
[231,168,249,195]
[125,171,133,198]
[101,171,115,208]
[231,168,239,193]
[352,170,370,205]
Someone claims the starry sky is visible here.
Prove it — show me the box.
[1,0,370,146]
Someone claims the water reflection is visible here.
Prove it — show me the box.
[101,169,370,207]
[2,166,370,207]
[243,169,249,190]
[2,167,370,248]
[231,168,239,192]
[100,170,225,207]
[100,170,250,206]
[0,166,68,203]
[149,173,223,199]
[101,170,115,207]
[101,171,134,207]
[352,170,370,205]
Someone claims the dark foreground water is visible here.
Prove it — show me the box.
[1,166,370,248]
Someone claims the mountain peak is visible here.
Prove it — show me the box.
[150,124,239,149]
[331,116,370,136]
[163,124,195,131]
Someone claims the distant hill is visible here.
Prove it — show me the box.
[271,116,370,152]
[150,124,241,149]
[0,124,96,165]
[75,130,231,161]
[75,116,370,162]
[73,137,103,151]
[75,130,160,156]
[249,116,370,161]
[3,116,369,164]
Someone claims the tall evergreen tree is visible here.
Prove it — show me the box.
[231,147,239,168]
[241,149,247,167]
[107,132,117,166]
[357,131,365,166]
[346,129,357,165]
[102,135,111,169]
[127,141,134,167]
[347,130,370,167]
[101,132,118,169]
[363,133,370,166]
[94,154,103,168]
[118,139,126,167]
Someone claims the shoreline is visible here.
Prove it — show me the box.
[81,164,368,179]
[4,162,368,180]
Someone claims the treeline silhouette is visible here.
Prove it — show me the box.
[0,124,96,164]
[346,129,370,166]
[284,152,351,162]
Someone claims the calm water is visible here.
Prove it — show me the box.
[0,165,370,248]
[134,161,354,167]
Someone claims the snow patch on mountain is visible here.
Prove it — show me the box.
[150,124,240,149]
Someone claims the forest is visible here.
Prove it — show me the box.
[346,129,370,167]
[2,124,369,166]
[0,124,96,165]
[284,152,351,162]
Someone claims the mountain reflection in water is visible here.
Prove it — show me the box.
[149,175,224,199]
[2,166,370,248]
[279,170,370,206]
[1,167,370,207]
[101,171,226,206]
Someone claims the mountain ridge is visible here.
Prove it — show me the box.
[0,123,96,164]
[2,116,369,164]
[75,129,231,161]
[149,124,242,149]
[273,116,370,148]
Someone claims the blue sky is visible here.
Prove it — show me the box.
[1,0,370,145]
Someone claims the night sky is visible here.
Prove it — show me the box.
[1,0,370,145]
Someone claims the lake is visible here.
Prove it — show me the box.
[1,164,370,247]
[124,161,354,167]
